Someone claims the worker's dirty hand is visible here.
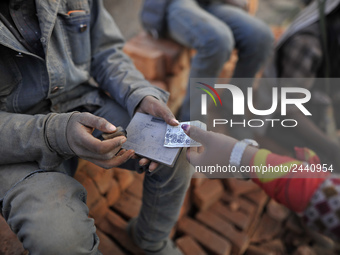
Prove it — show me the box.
[136,96,180,127]
[66,112,135,169]
[135,96,180,171]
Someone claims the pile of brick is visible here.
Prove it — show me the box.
[123,31,191,116]
[70,164,340,255]
[1,161,339,255]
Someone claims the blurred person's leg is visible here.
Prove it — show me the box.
[205,4,274,139]
[205,3,274,81]
[167,0,235,121]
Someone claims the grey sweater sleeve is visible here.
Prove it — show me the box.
[0,111,76,170]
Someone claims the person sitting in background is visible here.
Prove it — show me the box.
[141,0,274,137]
[256,0,340,170]
[182,124,340,242]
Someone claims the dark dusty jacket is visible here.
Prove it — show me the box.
[0,0,168,170]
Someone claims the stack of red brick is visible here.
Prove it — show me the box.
[75,163,288,255]
[1,162,339,254]
[123,31,191,116]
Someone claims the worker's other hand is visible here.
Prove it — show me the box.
[66,112,135,169]
[135,96,180,171]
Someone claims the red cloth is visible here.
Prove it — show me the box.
[251,147,329,213]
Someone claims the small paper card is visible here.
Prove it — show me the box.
[164,121,207,148]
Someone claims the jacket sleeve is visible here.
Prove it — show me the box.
[89,0,169,117]
[0,111,76,170]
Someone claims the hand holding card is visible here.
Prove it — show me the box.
[121,113,206,167]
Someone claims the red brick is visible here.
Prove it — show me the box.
[170,47,191,75]
[250,213,282,243]
[218,50,238,79]
[241,189,269,237]
[266,199,290,223]
[129,32,189,75]
[211,202,251,231]
[223,179,260,196]
[80,162,113,195]
[77,158,88,170]
[112,193,142,220]
[248,0,259,15]
[134,171,145,182]
[190,172,207,188]
[96,229,125,255]
[106,179,121,206]
[293,246,317,255]
[0,216,27,255]
[113,168,135,191]
[124,40,165,80]
[106,210,127,230]
[228,201,240,212]
[196,210,250,254]
[221,192,256,217]
[89,196,109,224]
[126,177,143,200]
[176,236,207,255]
[243,189,269,216]
[165,68,190,115]
[193,179,224,211]
[177,217,232,255]
[96,211,143,254]
[245,245,275,255]
[259,239,286,254]
[74,170,102,209]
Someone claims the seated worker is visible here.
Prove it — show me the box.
[0,1,193,254]
[141,0,274,132]
[182,124,340,242]
[256,0,340,170]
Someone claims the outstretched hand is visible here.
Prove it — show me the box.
[182,125,258,174]
[181,124,237,167]
[66,112,135,169]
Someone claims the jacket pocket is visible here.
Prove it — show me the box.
[0,47,21,96]
[59,11,91,65]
